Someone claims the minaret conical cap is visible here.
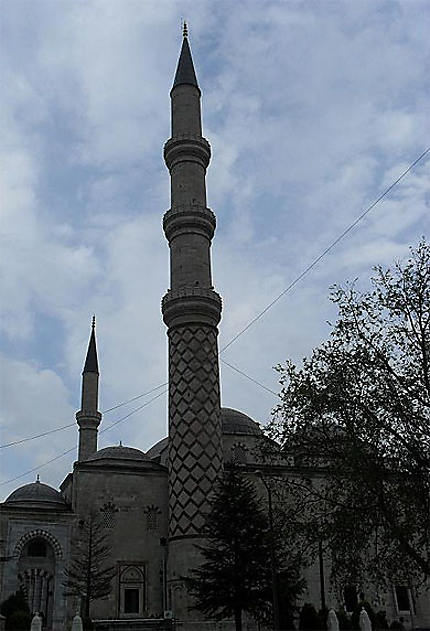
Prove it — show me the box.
[172,33,199,90]
[83,316,99,374]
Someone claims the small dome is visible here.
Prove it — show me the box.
[221,407,261,436]
[86,445,148,462]
[5,480,66,507]
[146,437,168,460]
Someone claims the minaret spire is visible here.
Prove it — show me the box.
[172,26,199,91]
[76,318,102,461]
[162,32,223,621]
[83,315,99,374]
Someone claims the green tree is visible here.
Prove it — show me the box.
[188,468,303,631]
[62,513,116,621]
[269,239,430,588]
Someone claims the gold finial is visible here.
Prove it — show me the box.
[183,20,188,38]
[92,315,96,330]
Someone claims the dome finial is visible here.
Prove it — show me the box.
[183,20,188,38]
[119,440,123,447]
[92,314,96,330]
[36,474,40,483]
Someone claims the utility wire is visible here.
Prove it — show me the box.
[102,382,167,414]
[0,389,167,487]
[0,382,168,449]
[220,146,430,353]
[220,359,278,397]
[3,147,428,465]
[98,389,167,437]
[1,359,276,451]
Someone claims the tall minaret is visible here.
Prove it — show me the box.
[76,317,102,461]
[162,25,223,615]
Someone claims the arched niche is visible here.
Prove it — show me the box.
[16,531,62,627]
[119,565,146,617]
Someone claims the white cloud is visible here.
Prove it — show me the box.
[1,0,429,499]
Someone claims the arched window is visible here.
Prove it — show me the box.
[119,565,145,616]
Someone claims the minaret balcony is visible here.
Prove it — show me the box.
[75,411,102,428]
[162,287,222,329]
[163,205,216,242]
[164,135,211,171]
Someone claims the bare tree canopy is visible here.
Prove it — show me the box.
[63,514,115,620]
[269,239,430,588]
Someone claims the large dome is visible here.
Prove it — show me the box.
[86,445,148,462]
[5,480,67,507]
[147,407,261,461]
[221,407,261,436]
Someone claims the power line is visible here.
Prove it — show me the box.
[99,389,167,437]
[0,382,168,449]
[1,358,278,451]
[220,146,430,353]
[102,382,167,414]
[4,147,429,450]
[3,147,428,474]
[220,359,278,397]
[0,389,167,487]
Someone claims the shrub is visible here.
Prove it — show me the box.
[336,609,353,631]
[375,611,389,630]
[6,610,32,630]
[0,590,31,630]
[300,603,322,630]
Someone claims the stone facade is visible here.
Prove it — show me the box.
[0,499,72,631]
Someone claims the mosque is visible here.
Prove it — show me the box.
[1,30,429,631]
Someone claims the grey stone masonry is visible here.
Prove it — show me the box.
[162,34,223,547]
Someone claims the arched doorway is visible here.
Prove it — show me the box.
[18,537,55,628]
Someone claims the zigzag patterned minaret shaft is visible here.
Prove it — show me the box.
[162,30,223,544]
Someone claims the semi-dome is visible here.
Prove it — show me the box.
[221,407,261,436]
[5,479,67,507]
[86,445,148,462]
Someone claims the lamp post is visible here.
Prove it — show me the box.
[160,537,168,613]
[256,470,280,631]
[318,538,326,612]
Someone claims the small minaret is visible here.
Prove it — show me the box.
[162,25,223,617]
[76,317,101,461]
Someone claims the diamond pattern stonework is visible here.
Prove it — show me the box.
[168,325,222,538]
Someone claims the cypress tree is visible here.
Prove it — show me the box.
[188,469,302,630]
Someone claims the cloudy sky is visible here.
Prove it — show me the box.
[1,0,429,500]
